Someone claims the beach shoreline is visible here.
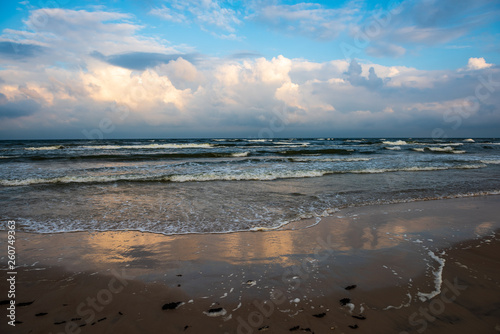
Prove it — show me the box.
[1,195,500,333]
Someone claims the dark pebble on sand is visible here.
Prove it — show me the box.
[54,321,66,325]
[97,317,106,322]
[17,301,34,307]
[71,317,81,321]
[290,325,300,331]
[352,315,366,320]
[184,325,191,331]
[162,301,183,310]
[258,325,269,331]
[339,298,351,306]
[207,307,224,313]
[14,320,23,324]
[118,311,123,315]
[177,274,183,277]
[348,324,359,329]
[80,323,86,327]
[345,285,357,290]
[35,312,48,316]
[312,312,326,318]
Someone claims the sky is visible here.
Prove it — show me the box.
[0,0,499,139]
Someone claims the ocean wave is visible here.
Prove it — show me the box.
[384,146,401,151]
[1,164,487,186]
[80,143,215,150]
[25,143,215,151]
[424,147,465,154]
[480,159,500,164]
[275,141,309,146]
[231,152,250,157]
[290,157,372,162]
[351,164,486,174]
[463,138,475,143]
[382,140,407,145]
[278,148,354,156]
[412,143,463,146]
[344,139,365,143]
[25,145,66,151]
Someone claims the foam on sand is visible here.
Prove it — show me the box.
[417,251,446,302]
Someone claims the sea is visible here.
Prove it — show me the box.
[1,138,499,235]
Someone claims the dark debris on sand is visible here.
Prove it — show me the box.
[207,307,224,314]
[312,312,326,318]
[348,324,359,329]
[162,301,183,310]
[289,326,314,333]
[339,298,351,306]
[352,315,366,320]
[35,312,48,316]
[345,285,357,290]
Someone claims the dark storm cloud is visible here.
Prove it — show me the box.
[345,59,385,90]
[90,51,198,70]
[0,41,46,59]
[0,93,40,118]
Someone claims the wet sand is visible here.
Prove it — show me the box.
[1,195,500,333]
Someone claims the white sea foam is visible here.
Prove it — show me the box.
[481,159,500,164]
[203,308,227,317]
[81,143,215,150]
[351,164,485,174]
[0,174,148,186]
[1,163,487,186]
[417,251,446,301]
[291,157,372,162]
[382,140,407,145]
[231,152,249,157]
[385,146,401,150]
[169,170,329,183]
[25,145,65,151]
[463,138,475,143]
[413,143,463,146]
[411,148,425,152]
[383,292,412,310]
[424,146,465,153]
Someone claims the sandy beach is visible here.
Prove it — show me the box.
[1,195,500,334]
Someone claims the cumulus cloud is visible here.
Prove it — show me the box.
[1,7,500,138]
[463,57,493,71]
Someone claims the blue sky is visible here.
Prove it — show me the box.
[0,0,499,139]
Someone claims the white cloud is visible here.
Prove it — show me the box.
[464,57,493,71]
[250,2,360,40]
[1,8,500,138]
[150,0,241,35]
